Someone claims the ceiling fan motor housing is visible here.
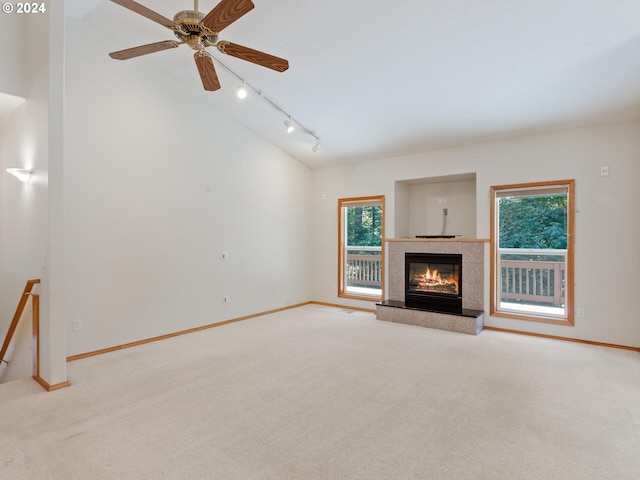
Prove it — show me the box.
[173,10,218,49]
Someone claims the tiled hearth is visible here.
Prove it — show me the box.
[376,238,487,335]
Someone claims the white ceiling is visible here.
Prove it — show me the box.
[42,1,640,167]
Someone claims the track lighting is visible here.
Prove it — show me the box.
[6,168,33,183]
[284,117,294,133]
[214,55,320,152]
[236,82,247,99]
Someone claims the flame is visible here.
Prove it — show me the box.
[425,268,441,283]
[416,268,458,290]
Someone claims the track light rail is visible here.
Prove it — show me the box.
[213,55,321,151]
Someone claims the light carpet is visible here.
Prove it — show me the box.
[1,304,639,479]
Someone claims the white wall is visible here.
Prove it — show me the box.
[0,13,26,97]
[0,100,49,382]
[0,11,54,382]
[63,20,312,356]
[311,121,640,348]
[405,179,476,238]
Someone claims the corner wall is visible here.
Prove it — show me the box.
[0,8,62,383]
[311,121,640,348]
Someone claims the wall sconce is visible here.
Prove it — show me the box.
[6,168,33,183]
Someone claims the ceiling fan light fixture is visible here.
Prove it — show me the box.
[284,117,294,134]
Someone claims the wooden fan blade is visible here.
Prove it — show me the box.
[194,53,221,91]
[202,0,254,33]
[217,41,289,72]
[109,40,179,60]
[110,0,177,29]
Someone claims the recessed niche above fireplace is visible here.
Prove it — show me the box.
[405,253,462,313]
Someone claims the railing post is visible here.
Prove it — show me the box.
[554,263,562,306]
[32,294,40,378]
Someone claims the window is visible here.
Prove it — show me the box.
[490,180,574,324]
[338,196,385,301]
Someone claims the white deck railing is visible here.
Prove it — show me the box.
[499,248,566,307]
[346,247,382,289]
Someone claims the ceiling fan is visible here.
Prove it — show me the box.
[108,0,289,91]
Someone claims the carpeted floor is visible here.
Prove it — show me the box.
[1,304,639,479]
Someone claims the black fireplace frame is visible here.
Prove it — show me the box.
[405,252,463,313]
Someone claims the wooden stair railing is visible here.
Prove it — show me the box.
[0,279,41,370]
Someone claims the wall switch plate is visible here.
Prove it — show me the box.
[73,319,81,331]
[222,295,230,304]
[221,251,229,261]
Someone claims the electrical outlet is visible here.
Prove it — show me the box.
[73,319,81,331]
[600,166,609,176]
[577,308,585,318]
[222,295,230,305]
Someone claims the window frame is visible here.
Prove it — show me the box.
[338,195,385,302]
[490,180,575,325]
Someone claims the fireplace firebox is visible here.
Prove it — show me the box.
[405,253,462,313]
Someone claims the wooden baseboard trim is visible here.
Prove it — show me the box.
[64,303,637,367]
[33,375,70,392]
[309,301,376,313]
[67,302,314,362]
[483,326,640,352]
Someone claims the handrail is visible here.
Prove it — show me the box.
[498,247,567,255]
[345,245,382,252]
[0,279,40,365]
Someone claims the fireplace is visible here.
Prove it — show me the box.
[405,253,463,313]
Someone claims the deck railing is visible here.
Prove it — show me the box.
[346,249,566,307]
[346,247,382,289]
[499,249,566,307]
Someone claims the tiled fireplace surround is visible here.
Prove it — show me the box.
[376,239,486,335]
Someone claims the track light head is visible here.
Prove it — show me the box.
[312,139,321,153]
[284,117,294,133]
[236,82,247,99]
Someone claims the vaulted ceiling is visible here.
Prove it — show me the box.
[43,1,640,167]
